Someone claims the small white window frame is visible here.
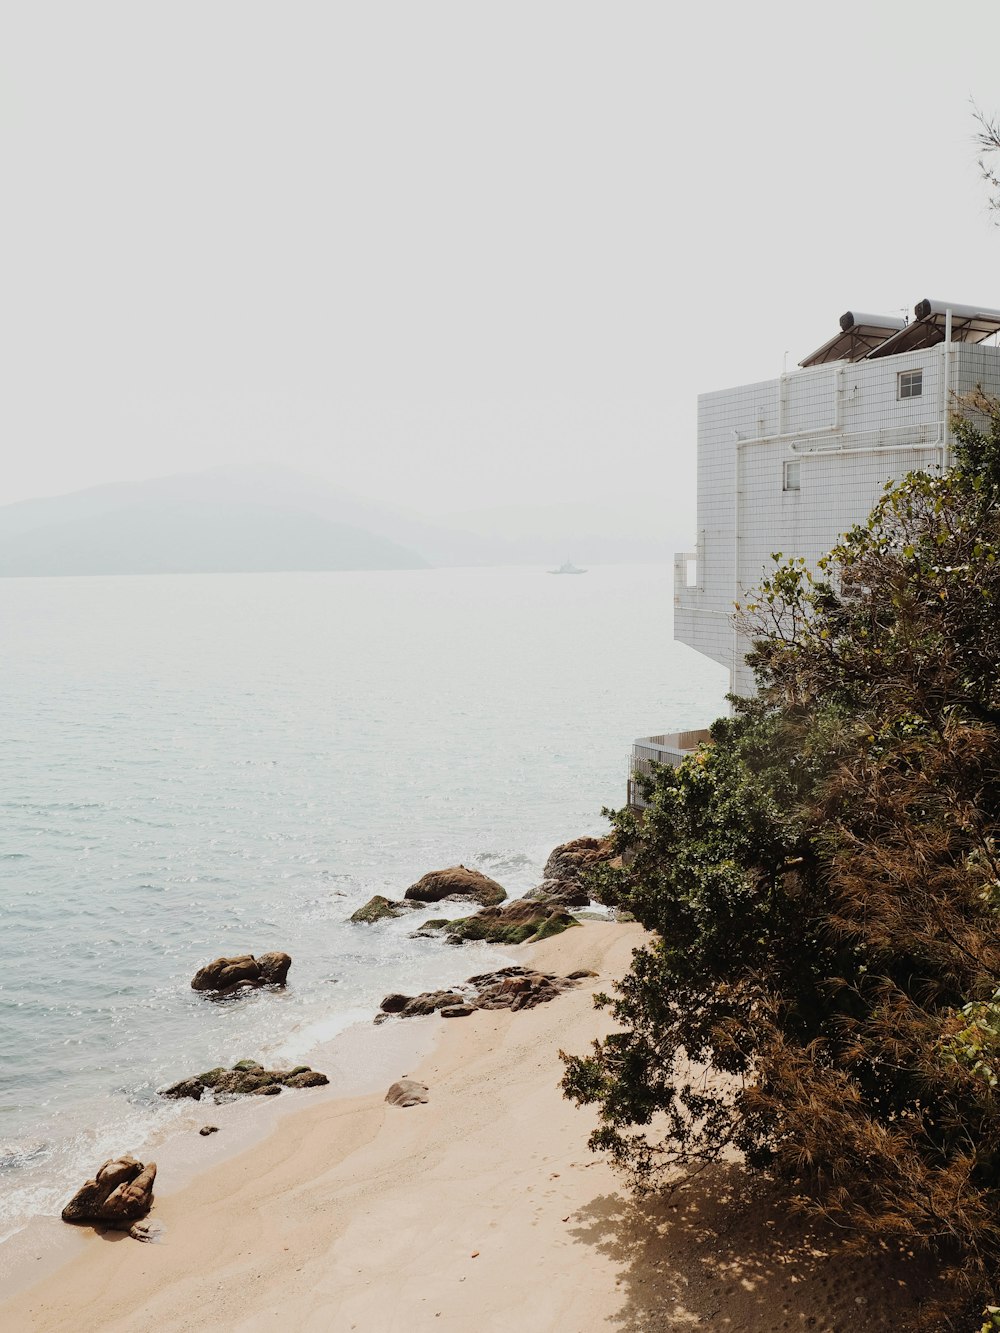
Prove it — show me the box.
[898,369,923,400]
[783,460,801,492]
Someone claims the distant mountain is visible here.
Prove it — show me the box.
[0,465,683,577]
[0,465,508,577]
[0,500,427,576]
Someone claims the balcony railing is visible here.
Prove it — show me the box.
[627,729,711,809]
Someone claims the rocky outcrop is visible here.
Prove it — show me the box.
[159,1060,328,1101]
[377,965,594,1021]
[255,951,292,984]
[350,895,415,924]
[468,967,581,1012]
[62,1155,156,1232]
[543,836,612,884]
[375,990,467,1021]
[442,898,579,945]
[190,951,291,993]
[404,866,507,907]
[385,1078,429,1107]
[525,836,614,908]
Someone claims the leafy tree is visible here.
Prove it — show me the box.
[563,396,1000,1320]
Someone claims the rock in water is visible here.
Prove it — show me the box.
[385,1079,430,1107]
[62,1156,156,1228]
[403,866,507,907]
[350,895,411,924]
[255,951,292,985]
[160,1061,329,1101]
[190,951,291,993]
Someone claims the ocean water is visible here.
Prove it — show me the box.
[0,565,728,1239]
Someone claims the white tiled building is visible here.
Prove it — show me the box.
[675,300,1000,698]
[627,301,1000,806]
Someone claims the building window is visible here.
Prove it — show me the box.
[898,369,923,399]
[783,460,801,492]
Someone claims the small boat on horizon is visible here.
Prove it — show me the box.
[548,560,587,575]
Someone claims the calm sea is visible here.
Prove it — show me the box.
[0,565,727,1239]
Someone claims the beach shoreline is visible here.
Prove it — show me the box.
[0,921,938,1332]
[0,921,642,1331]
[0,1005,446,1303]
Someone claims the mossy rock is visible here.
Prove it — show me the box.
[283,1070,329,1089]
[530,913,582,942]
[351,895,407,924]
[445,901,579,946]
[161,1061,329,1101]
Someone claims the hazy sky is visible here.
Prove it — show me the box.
[3,1,1000,527]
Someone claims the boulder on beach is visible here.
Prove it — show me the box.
[385,1078,430,1107]
[403,866,507,907]
[190,951,291,993]
[378,965,591,1021]
[525,836,615,908]
[378,989,469,1019]
[350,895,412,924]
[62,1155,156,1230]
[160,1060,329,1101]
[443,898,579,946]
[543,836,613,885]
[469,966,576,1012]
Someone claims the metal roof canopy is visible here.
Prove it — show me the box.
[799,311,906,367]
[865,299,1000,358]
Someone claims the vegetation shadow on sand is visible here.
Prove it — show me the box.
[570,1163,941,1333]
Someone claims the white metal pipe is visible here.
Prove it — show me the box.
[791,440,942,459]
[942,307,952,469]
[732,427,741,691]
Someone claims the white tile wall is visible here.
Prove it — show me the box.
[676,341,1000,698]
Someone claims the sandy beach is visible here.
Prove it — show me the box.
[0,922,937,1332]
